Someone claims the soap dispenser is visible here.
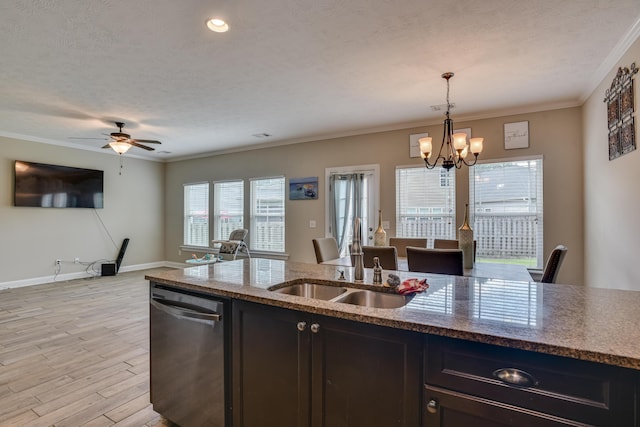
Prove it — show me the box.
[372,256,383,285]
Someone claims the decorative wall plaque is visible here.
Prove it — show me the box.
[604,63,638,160]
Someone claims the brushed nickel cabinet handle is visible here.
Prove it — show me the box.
[297,321,307,332]
[493,368,538,387]
[310,323,320,333]
[426,399,438,414]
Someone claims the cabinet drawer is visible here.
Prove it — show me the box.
[425,335,636,426]
[424,385,581,427]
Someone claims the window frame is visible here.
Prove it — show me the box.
[469,155,544,269]
[183,182,210,247]
[213,180,245,241]
[395,165,456,244]
[249,176,286,253]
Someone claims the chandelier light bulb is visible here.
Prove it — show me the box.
[419,137,433,159]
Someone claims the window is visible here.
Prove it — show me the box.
[213,180,244,240]
[440,168,452,187]
[250,177,285,252]
[469,157,543,268]
[184,182,209,246]
[396,166,456,244]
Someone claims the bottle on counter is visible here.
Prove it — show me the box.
[373,256,383,284]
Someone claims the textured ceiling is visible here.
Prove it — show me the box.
[1,0,639,160]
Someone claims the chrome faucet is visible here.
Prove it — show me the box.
[352,217,364,282]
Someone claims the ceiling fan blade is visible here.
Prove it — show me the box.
[129,141,155,151]
[132,139,162,144]
[101,144,112,149]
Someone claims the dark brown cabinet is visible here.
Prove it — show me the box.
[232,301,421,427]
[423,335,638,427]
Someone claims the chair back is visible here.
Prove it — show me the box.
[433,239,459,249]
[312,237,340,263]
[362,246,398,270]
[229,229,248,241]
[541,245,568,283]
[434,238,476,261]
[389,237,428,257]
[406,247,464,276]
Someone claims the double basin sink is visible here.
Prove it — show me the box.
[269,281,412,309]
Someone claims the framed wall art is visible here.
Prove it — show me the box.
[289,176,318,200]
[504,121,529,149]
[604,63,638,160]
[409,132,429,158]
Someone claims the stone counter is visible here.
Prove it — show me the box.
[145,258,640,370]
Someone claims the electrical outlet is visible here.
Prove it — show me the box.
[74,257,80,264]
[55,259,61,266]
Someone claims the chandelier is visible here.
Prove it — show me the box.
[419,72,483,170]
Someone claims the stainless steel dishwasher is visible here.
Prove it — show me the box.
[149,283,228,427]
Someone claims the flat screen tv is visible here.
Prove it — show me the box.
[14,160,104,208]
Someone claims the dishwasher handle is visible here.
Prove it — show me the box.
[150,297,222,323]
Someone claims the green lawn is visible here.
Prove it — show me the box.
[478,257,536,267]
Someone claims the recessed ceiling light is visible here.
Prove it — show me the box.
[206,18,229,33]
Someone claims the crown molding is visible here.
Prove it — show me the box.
[582,15,640,103]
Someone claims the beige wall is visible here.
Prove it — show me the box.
[583,37,640,290]
[0,136,165,284]
[165,107,584,285]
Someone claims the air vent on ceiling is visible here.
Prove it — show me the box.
[252,133,272,138]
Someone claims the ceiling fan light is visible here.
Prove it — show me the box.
[206,18,229,32]
[109,141,132,155]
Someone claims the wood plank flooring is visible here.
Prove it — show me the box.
[0,268,177,427]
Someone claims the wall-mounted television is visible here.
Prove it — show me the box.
[14,160,104,208]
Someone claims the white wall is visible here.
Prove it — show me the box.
[0,136,165,286]
[583,37,640,290]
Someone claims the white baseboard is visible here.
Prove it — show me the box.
[1,256,292,290]
[0,261,173,290]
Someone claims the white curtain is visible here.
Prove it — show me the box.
[329,173,364,255]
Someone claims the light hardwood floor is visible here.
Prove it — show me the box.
[0,268,177,427]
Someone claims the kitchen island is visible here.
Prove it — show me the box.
[146,259,640,426]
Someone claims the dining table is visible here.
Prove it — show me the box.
[321,256,533,282]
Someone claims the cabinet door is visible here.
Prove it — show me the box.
[232,301,311,427]
[424,386,582,427]
[311,315,422,427]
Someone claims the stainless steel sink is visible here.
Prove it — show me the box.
[272,283,348,300]
[333,290,412,309]
[270,281,412,309]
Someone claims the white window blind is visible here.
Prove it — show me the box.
[250,177,285,252]
[213,180,244,240]
[469,157,543,268]
[395,166,456,244]
[184,182,209,246]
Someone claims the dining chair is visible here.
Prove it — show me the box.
[406,247,464,276]
[362,246,398,270]
[312,237,340,263]
[540,245,568,283]
[433,239,458,249]
[389,237,428,257]
[434,238,477,261]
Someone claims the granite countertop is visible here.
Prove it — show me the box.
[145,258,640,371]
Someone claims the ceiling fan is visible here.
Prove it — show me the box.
[71,121,162,155]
